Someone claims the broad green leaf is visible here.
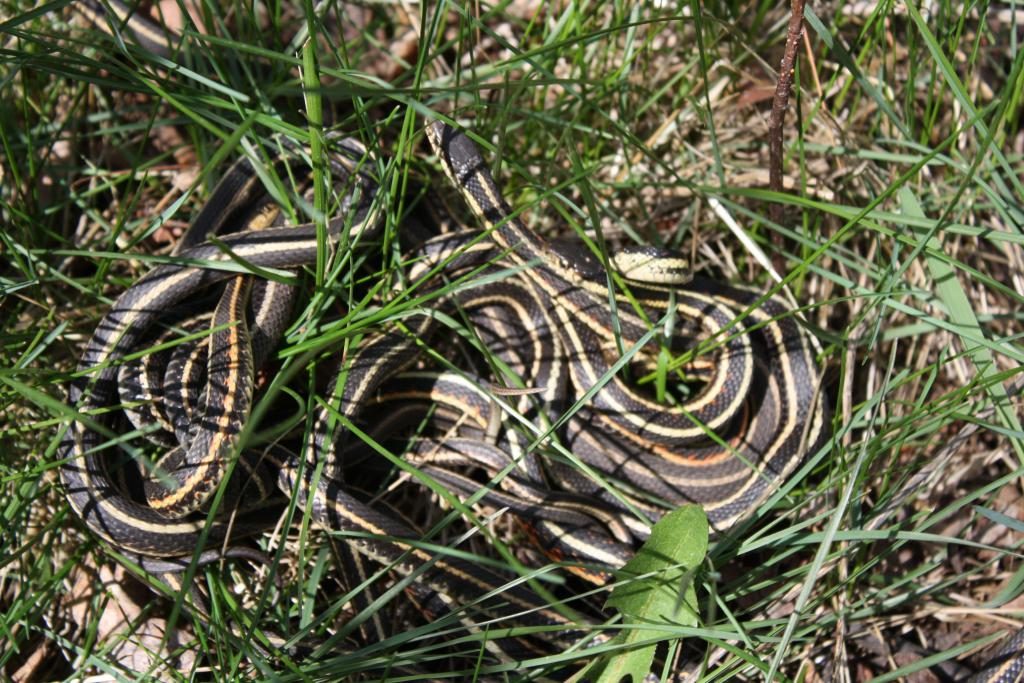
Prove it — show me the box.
[573,505,709,683]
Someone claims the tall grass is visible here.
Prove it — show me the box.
[1,0,1022,679]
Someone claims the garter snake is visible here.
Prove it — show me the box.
[59,139,380,553]
[58,121,820,670]
[422,122,826,533]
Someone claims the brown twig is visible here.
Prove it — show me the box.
[768,0,807,228]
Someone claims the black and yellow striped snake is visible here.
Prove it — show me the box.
[53,0,884,672]
[59,115,825,653]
